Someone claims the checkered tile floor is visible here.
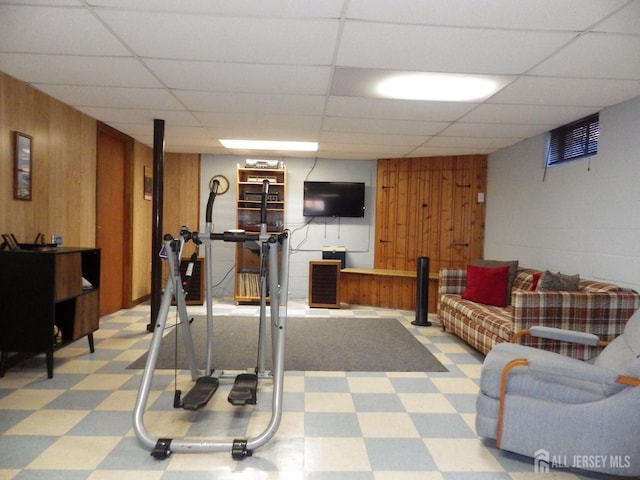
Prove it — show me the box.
[0,299,615,479]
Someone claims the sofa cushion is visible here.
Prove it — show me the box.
[536,270,581,291]
[462,264,510,307]
[471,259,519,303]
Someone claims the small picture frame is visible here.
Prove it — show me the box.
[14,131,32,201]
[144,166,153,200]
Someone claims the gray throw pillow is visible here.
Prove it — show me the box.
[536,270,581,291]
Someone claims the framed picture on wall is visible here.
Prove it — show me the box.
[14,131,32,201]
[144,166,152,200]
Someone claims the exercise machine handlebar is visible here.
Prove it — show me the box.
[205,179,219,224]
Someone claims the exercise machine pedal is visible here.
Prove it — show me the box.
[178,376,219,410]
[228,373,258,406]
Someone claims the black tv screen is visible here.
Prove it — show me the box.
[303,181,365,217]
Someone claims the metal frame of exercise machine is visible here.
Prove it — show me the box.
[133,179,290,460]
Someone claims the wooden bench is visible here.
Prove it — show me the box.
[340,267,438,312]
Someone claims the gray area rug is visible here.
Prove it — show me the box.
[128,316,447,372]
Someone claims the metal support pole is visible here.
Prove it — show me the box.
[149,119,165,332]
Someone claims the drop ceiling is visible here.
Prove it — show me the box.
[1,0,639,160]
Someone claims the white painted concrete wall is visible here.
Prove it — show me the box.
[485,95,640,291]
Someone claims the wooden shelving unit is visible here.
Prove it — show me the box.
[234,165,285,304]
[0,246,101,378]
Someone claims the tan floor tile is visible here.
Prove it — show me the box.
[358,412,419,438]
[374,472,444,480]
[457,363,482,379]
[509,471,584,479]
[93,329,118,340]
[112,349,150,362]
[0,373,41,389]
[424,438,505,472]
[54,347,92,359]
[460,412,476,432]
[96,337,143,350]
[88,471,163,480]
[434,342,477,354]
[27,436,121,470]
[304,392,355,412]
[386,372,428,379]
[166,451,237,471]
[53,359,109,375]
[95,390,159,411]
[142,410,195,438]
[6,409,89,435]
[430,377,479,394]
[70,373,133,390]
[0,389,64,410]
[397,393,456,413]
[304,437,371,471]
[347,376,395,393]
[304,371,346,377]
[433,352,453,365]
[283,374,305,393]
[246,411,304,438]
[0,469,21,480]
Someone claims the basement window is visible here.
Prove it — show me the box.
[545,113,599,167]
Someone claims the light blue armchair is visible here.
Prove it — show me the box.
[476,308,640,476]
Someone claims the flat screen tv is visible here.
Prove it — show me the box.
[303,181,365,217]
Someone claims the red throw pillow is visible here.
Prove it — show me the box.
[530,272,542,291]
[461,264,510,307]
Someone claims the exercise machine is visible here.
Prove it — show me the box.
[133,179,290,460]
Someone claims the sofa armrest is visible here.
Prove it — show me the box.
[438,269,466,296]
[512,326,604,346]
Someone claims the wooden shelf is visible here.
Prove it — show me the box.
[234,165,285,304]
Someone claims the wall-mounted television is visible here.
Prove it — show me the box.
[303,181,365,217]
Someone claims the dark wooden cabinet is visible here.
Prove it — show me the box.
[0,246,100,378]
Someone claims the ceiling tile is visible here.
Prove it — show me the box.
[346,0,627,31]
[320,131,429,147]
[594,0,640,34]
[35,85,185,109]
[88,0,346,17]
[461,103,600,127]
[326,96,477,122]
[337,22,575,73]
[0,53,161,88]
[0,5,128,55]
[175,91,326,115]
[96,10,341,64]
[531,33,640,79]
[145,59,332,94]
[76,107,201,126]
[322,116,447,136]
[441,122,550,139]
[489,76,640,107]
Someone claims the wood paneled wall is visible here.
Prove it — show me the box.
[0,71,155,307]
[375,155,487,274]
[0,71,97,247]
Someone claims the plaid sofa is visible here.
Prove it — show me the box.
[438,267,640,360]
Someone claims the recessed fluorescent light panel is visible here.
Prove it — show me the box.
[330,67,511,102]
[220,139,318,152]
[376,72,503,102]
